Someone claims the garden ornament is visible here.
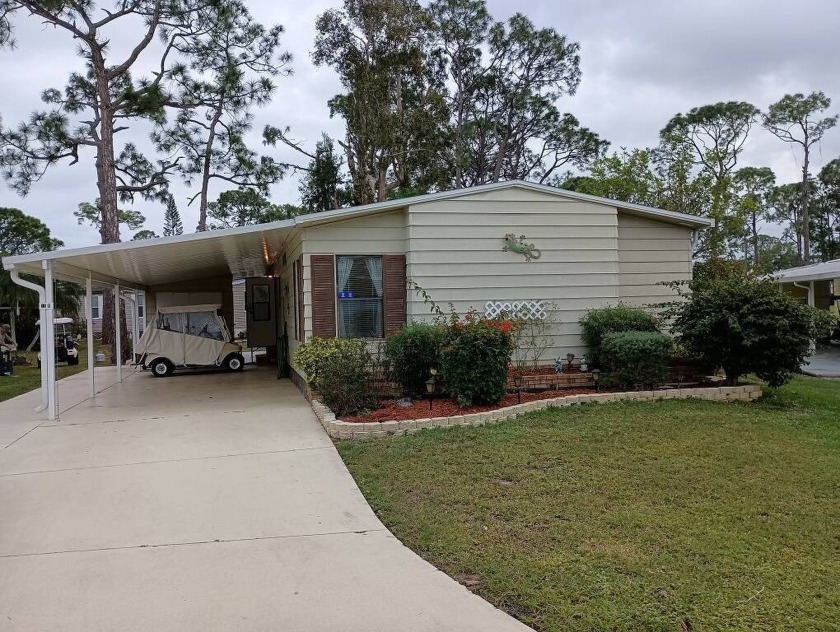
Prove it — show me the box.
[503,234,542,261]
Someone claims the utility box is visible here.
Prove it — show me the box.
[245,277,281,348]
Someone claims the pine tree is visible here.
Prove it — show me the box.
[163,198,184,237]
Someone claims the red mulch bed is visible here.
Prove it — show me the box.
[342,388,594,423]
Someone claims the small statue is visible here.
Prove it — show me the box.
[580,356,589,372]
[555,357,564,374]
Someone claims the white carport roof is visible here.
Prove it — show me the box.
[2,180,714,288]
[773,259,840,283]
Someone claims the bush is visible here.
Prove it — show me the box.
[384,323,445,395]
[440,316,514,407]
[293,337,378,416]
[672,276,817,387]
[580,305,659,365]
[600,331,672,389]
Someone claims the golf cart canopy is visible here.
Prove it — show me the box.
[138,304,239,369]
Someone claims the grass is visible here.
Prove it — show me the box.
[0,342,111,404]
[338,377,840,632]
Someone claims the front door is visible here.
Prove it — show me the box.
[245,278,280,348]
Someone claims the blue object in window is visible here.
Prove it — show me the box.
[339,291,355,299]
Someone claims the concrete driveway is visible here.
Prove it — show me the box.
[0,368,531,631]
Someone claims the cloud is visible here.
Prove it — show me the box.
[1,0,838,248]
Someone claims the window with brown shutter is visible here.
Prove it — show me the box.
[382,254,407,336]
[310,254,337,338]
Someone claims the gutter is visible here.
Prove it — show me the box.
[9,268,48,412]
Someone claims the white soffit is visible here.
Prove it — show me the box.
[3,223,296,287]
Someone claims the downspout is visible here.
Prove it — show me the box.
[793,281,816,354]
[9,268,49,412]
[792,281,814,307]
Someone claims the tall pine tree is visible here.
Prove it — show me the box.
[163,198,184,237]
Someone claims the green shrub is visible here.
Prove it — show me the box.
[384,323,445,395]
[672,276,817,387]
[580,305,659,365]
[440,318,514,407]
[293,337,377,415]
[600,331,672,389]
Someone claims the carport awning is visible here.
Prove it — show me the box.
[774,259,840,284]
[3,178,714,289]
[2,220,297,288]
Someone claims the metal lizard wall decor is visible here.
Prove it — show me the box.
[502,233,542,261]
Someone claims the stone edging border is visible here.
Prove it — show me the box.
[309,384,763,440]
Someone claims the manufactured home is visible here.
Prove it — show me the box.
[3,180,712,417]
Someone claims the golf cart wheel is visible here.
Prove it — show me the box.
[223,353,245,372]
[150,358,175,378]
[68,356,79,366]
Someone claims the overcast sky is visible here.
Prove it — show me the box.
[1,0,839,249]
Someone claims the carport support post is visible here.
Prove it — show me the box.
[132,288,139,363]
[86,275,95,397]
[115,283,122,383]
[43,260,58,420]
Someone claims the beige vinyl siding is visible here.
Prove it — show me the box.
[617,212,693,306]
[287,187,703,366]
[299,210,408,343]
[407,187,620,359]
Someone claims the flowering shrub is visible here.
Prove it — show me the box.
[440,312,515,407]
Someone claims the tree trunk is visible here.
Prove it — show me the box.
[101,290,131,365]
[801,144,811,264]
[92,52,130,364]
[196,100,224,232]
[9,310,16,344]
[454,86,465,188]
[752,212,759,266]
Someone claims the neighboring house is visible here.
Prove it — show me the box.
[3,181,713,382]
[88,291,146,337]
[774,259,840,316]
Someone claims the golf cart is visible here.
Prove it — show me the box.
[34,317,79,368]
[137,304,245,377]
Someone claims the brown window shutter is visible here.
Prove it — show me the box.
[296,256,304,341]
[310,254,336,338]
[382,254,407,337]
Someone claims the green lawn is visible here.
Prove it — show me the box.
[0,343,111,404]
[338,377,840,632]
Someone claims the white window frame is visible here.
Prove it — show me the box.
[90,294,102,320]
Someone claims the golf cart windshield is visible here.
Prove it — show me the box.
[156,310,225,341]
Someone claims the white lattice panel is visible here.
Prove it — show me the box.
[484,300,547,320]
